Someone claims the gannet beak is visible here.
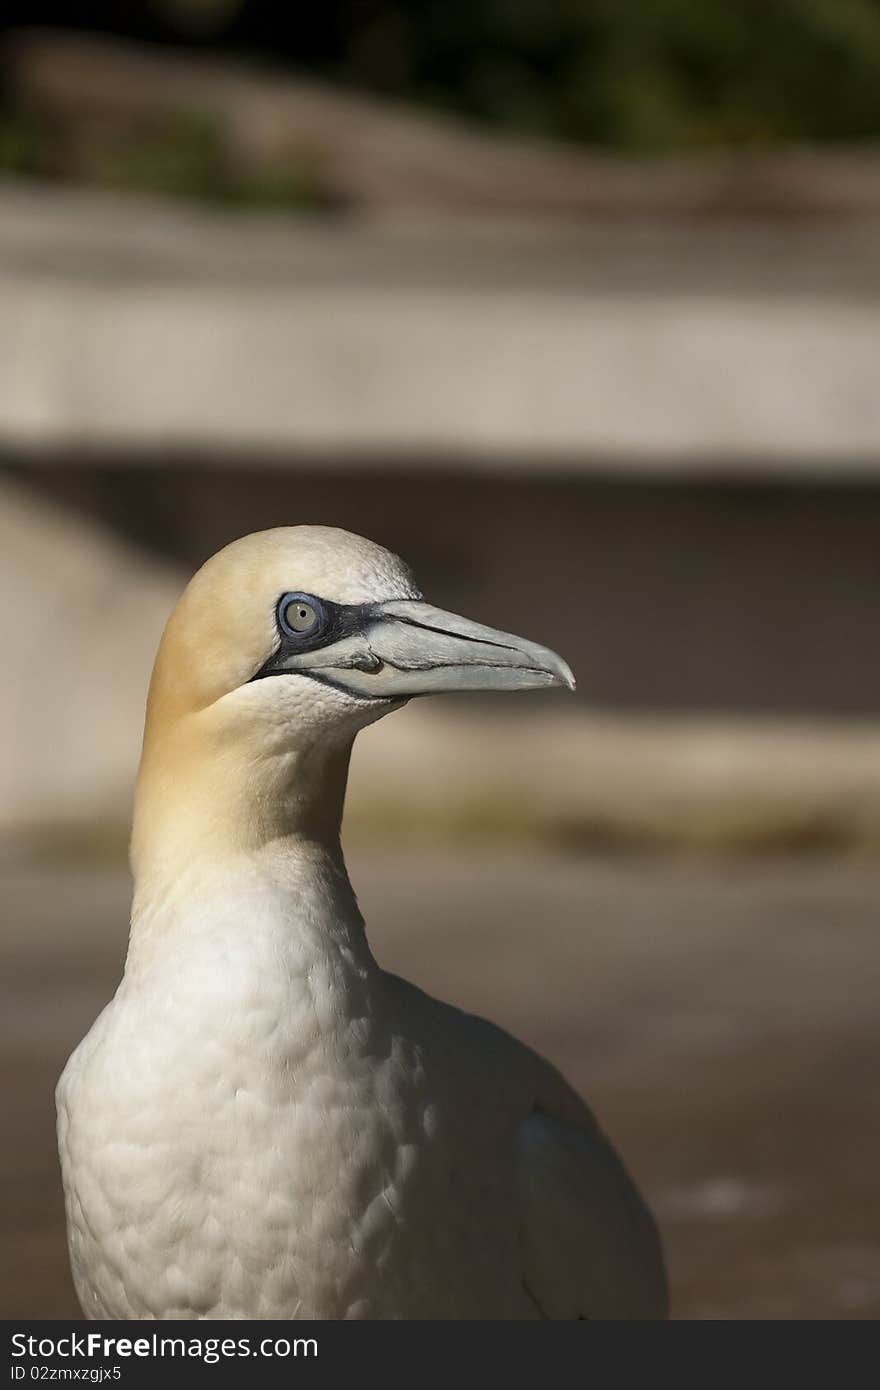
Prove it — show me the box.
[257,599,576,700]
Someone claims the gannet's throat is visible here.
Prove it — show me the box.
[131,699,355,894]
[127,736,365,980]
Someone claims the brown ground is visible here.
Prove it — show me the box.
[2,851,879,1320]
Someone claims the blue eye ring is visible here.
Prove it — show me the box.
[277,592,327,641]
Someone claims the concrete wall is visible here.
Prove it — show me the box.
[1,186,879,472]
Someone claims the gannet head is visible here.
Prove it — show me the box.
[134,527,574,876]
[146,525,574,725]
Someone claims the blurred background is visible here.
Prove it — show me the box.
[2,2,880,1320]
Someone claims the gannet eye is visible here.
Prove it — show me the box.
[278,593,326,640]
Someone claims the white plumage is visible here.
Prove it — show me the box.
[58,527,666,1320]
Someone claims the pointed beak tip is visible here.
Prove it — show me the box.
[557,662,577,693]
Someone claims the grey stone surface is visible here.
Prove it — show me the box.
[1,186,879,470]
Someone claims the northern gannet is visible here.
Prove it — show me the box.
[57,527,667,1320]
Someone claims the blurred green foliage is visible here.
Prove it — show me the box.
[0,109,45,175]
[77,0,880,149]
[4,0,880,153]
[92,111,338,208]
[328,0,880,149]
[95,112,230,201]
[0,102,341,209]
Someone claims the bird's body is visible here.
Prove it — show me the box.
[58,527,666,1320]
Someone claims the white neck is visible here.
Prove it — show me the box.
[126,720,373,984]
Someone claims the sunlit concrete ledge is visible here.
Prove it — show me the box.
[347,706,880,853]
[7,701,880,859]
[1,185,880,473]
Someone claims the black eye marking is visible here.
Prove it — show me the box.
[250,595,381,681]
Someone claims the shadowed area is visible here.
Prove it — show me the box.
[3,851,878,1320]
